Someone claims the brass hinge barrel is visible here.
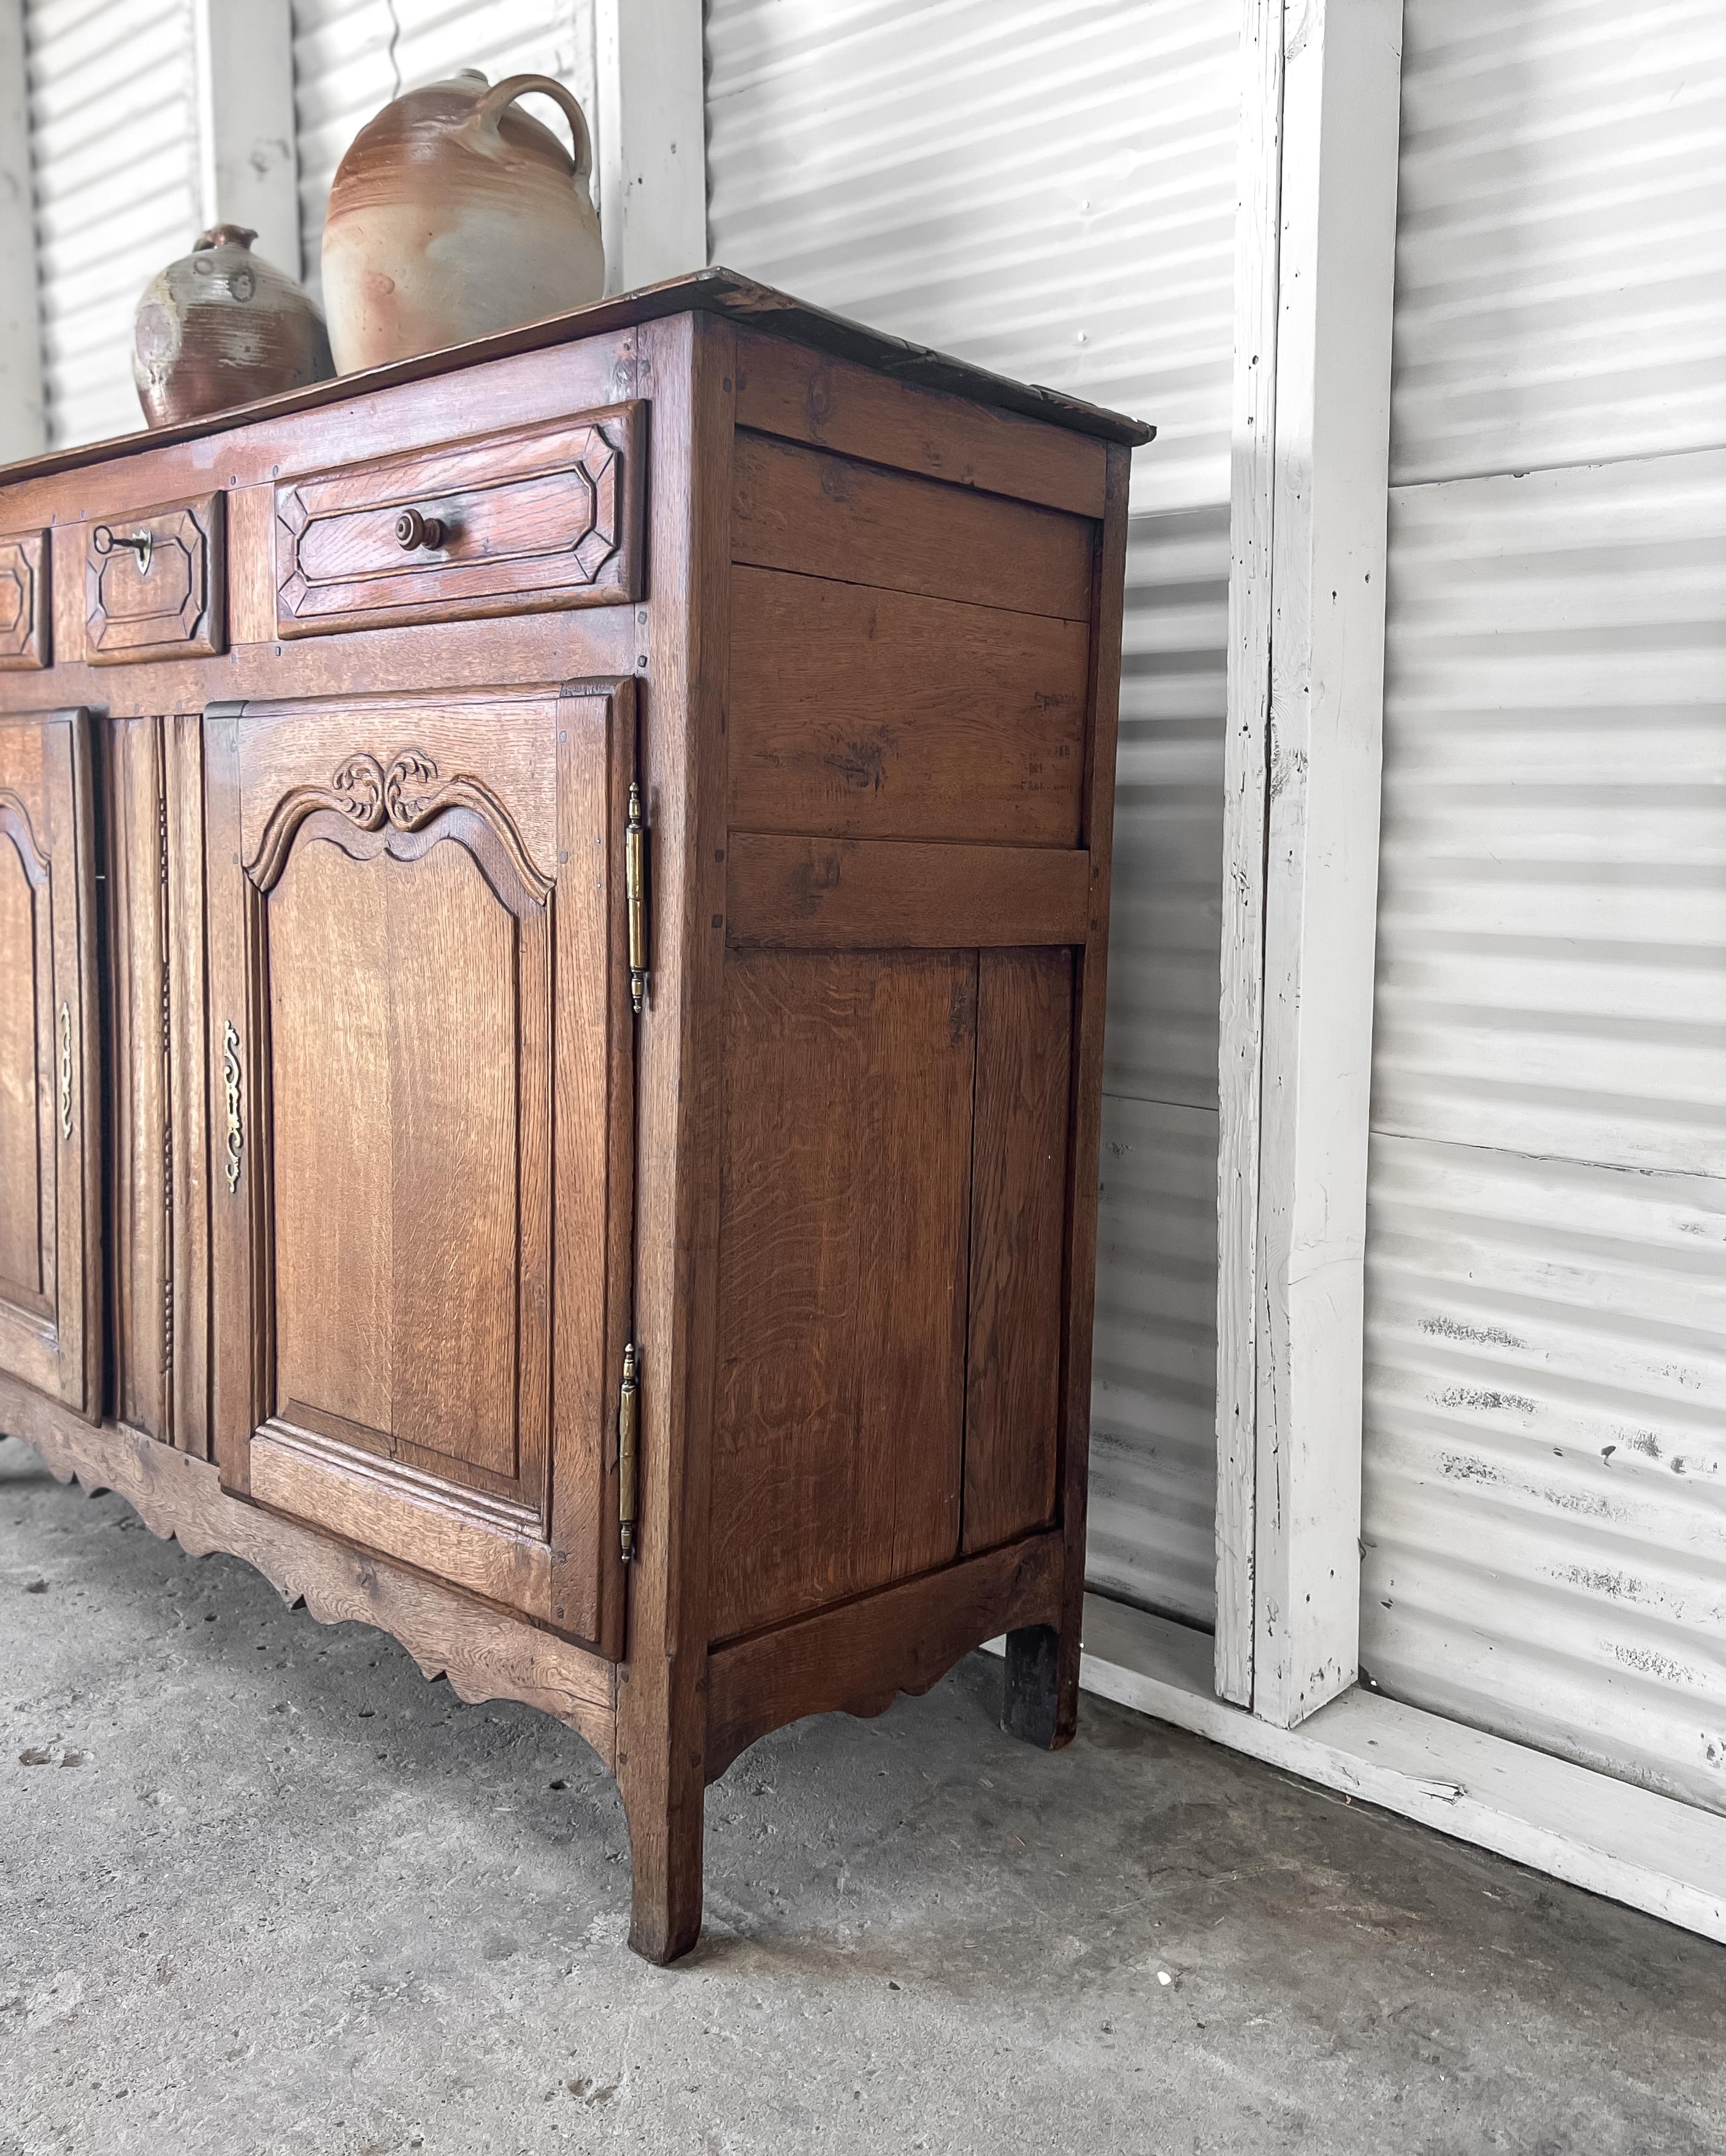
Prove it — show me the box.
[618,1340,639,1563]
[625,781,647,1015]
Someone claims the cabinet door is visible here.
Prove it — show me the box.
[0,709,101,1415]
[204,683,635,1652]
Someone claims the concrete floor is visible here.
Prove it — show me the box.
[2,1437,1722,2156]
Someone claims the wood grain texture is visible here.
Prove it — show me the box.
[0,529,49,668]
[731,429,1093,621]
[276,402,644,637]
[13,513,639,728]
[548,681,635,1656]
[733,327,1109,519]
[266,833,528,1491]
[204,682,619,1643]
[1250,0,1402,1730]
[227,484,278,647]
[708,948,975,1643]
[163,715,212,1459]
[963,949,1073,1554]
[1035,442,1132,1751]
[612,312,734,1967]
[250,1421,555,1621]
[705,1529,1064,1781]
[0,786,44,1305]
[83,495,224,664]
[726,835,1091,950]
[729,567,1088,846]
[0,1378,616,1765]
[1214,0,1285,1709]
[104,717,172,1442]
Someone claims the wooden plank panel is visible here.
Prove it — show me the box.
[705,1529,1065,1780]
[164,715,212,1459]
[612,312,735,1960]
[269,841,394,1442]
[383,841,523,1482]
[105,717,169,1442]
[726,835,1091,950]
[708,949,975,1641]
[731,429,1093,621]
[729,566,1089,846]
[733,327,1108,519]
[250,1424,554,1622]
[963,949,1073,1554]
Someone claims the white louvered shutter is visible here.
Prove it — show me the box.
[24,0,200,448]
[1361,0,1726,1815]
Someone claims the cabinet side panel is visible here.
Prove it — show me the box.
[731,328,1108,519]
[962,947,1073,1554]
[708,949,974,1642]
[731,430,1094,622]
[729,568,1089,847]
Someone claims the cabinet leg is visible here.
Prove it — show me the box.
[621,1765,705,1965]
[1001,1621,1078,1750]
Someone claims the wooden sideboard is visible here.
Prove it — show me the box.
[0,269,1148,1962]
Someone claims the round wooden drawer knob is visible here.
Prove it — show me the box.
[394,507,445,551]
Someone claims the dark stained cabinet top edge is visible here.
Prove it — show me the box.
[0,267,1156,493]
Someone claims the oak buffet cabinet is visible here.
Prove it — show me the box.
[0,271,1146,1961]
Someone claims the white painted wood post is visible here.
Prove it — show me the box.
[1214,0,1405,1729]
[0,0,45,461]
[191,0,301,277]
[1214,0,1284,1711]
[595,0,708,293]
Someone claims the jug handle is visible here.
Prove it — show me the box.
[469,74,594,185]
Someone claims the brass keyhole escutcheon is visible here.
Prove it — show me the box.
[92,523,153,575]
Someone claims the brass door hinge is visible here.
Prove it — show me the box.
[625,781,647,1015]
[618,1340,639,1562]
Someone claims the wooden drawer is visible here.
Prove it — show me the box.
[84,494,224,665]
[274,402,644,638]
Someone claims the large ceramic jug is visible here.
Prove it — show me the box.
[322,69,605,373]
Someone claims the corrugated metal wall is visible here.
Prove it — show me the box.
[290,0,596,300]
[1362,0,1726,1814]
[23,0,200,447]
[707,0,1238,1626]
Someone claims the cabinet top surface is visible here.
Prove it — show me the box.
[0,267,1156,492]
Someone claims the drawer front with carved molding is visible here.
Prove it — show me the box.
[83,494,225,664]
[274,403,644,637]
[0,530,50,670]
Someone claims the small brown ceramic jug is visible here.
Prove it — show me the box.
[321,69,605,373]
[133,225,334,427]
